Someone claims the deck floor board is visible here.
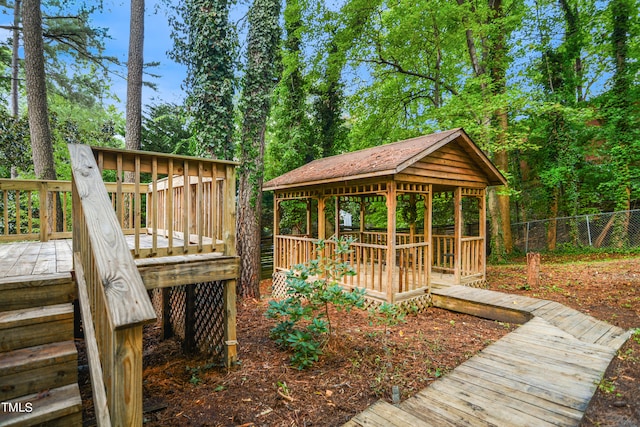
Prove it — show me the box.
[0,236,190,279]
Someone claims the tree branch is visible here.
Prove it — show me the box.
[363,54,460,96]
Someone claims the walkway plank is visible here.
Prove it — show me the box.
[346,401,432,427]
[452,364,584,420]
[346,285,632,426]
[431,375,574,426]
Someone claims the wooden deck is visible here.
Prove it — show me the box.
[0,236,237,292]
[346,285,632,426]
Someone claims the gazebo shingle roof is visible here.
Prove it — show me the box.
[263,128,506,191]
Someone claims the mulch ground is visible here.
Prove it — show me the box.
[79,253,640,426]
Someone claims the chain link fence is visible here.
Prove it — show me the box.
[512,210,640,253]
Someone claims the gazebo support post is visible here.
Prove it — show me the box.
[359,197,365,240]
[425,186,432,293]
[274,199,280,271]
[335,196,340,239]
[386,181,397,303]
[306,199,311,236]
[479,189,487,281]
[454,187,462,284]
[318,197,326,240]
[409,194,416,244]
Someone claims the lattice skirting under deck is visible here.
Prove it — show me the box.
[151,281,226,359]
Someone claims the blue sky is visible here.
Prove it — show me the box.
[92,0,187,112]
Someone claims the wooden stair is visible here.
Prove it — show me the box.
[0,274,81,427]
[346,285,633,426]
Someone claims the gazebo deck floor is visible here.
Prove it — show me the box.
[345,285,631,426]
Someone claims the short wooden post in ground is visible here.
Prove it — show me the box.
[526,252,541,287]
[184,284,196,353]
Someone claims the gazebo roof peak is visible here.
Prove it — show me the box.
[263,128,507,191]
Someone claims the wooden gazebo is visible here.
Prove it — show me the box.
[263,128,507,307]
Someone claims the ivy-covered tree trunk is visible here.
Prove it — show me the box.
[237,0,281,299]
[168,0,237,160]
[267,0,313,176]
[460,0,513,258]
[606,0,636,246]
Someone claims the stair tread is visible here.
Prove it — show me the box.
[0,304,73,331]
[0,273,72,291]
[0,384,82,427]
[0,274,75,313]
[0,341,77,376]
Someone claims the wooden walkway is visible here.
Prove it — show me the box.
[346,285,632,426]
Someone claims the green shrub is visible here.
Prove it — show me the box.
[265,237,366,369]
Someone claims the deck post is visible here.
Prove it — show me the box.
[386,181,397,303]
[224,280,237,367]
[184,284,196,353]
[111,326,145,426]
[38,182,48,242]
[161,288,173,339]
[223,164,238,366]
[454,187,462,284]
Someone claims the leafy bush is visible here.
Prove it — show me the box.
[265,237,366,369]
[369,302,406,336]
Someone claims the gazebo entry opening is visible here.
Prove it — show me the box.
[264,128,506,306]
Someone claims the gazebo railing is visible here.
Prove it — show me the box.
[274,233,484,300]
[396,241,430,294]
[274,235,432,301]
[432,235,455,272]
[460,236,483,278]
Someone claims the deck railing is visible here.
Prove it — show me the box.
[69,144,157,426]
[0,179,72,242]
[0,148,237,261]
[93,146,235,258]
[343,242,388,297]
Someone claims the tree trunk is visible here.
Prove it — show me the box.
[526,252,540,287]
[11,0,21,119]
[458,0,512,258]
[236,0,281,299]
[487,0,512,257]
[23,0,56,181]
[126,0,144,153]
